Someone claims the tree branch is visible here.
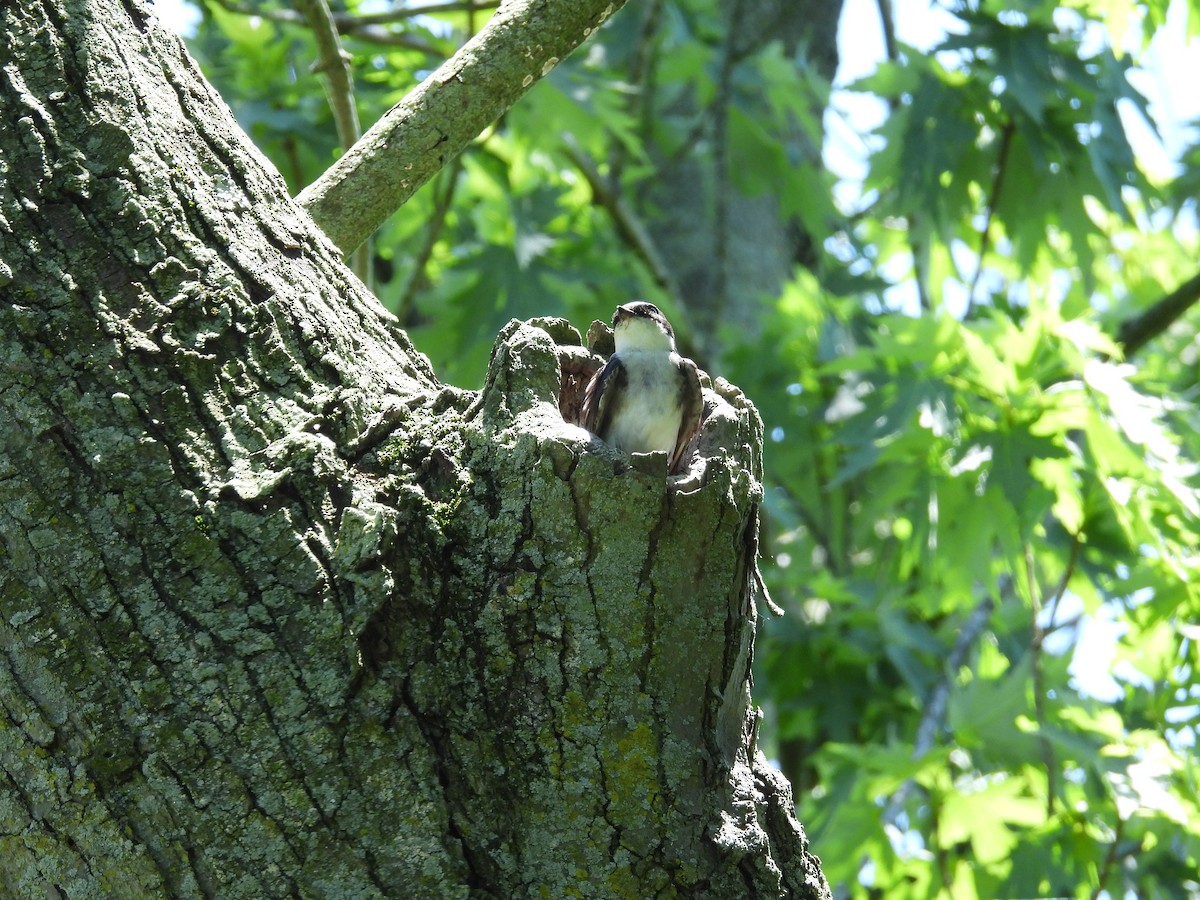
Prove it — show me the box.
[202,0,461,51]
[396,158,464,323]
[296,0,628,253]
[296,0,360,154]
[875,0,898,64]
[294,0,371,283]
[1091,810,1127,900]
[966,119,1015,314]
[561,135,682,309]
[1115,269,1200,357]
[881,591,995,828]
[351,0,503,25]
[262,0,504,27]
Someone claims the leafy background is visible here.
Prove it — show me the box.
[171,0,1198,896]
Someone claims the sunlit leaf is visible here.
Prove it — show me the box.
[939,777,1047,863]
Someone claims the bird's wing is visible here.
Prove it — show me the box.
[669,357,703,475]
[580,354,626,439]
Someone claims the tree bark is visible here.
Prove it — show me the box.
[0,1,829,897]
[611,0,844,356]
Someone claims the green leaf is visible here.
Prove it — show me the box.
[986,428,1062,534]
[959,325,1020,397]
[939,777,1047,863]
[950,654,1043,766]
[986,19,1058,125]
[1029,455,1085,533]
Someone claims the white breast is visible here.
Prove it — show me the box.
[606,351,682,455]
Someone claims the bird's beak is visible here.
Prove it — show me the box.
[613,304,638,324]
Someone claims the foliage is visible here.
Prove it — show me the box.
[180,0,1199,896]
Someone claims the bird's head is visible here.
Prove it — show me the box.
[612,301,676,353]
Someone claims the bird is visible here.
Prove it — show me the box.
[580,301,703,475]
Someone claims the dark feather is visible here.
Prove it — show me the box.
[669,357,703,475]
[580,355,626,439]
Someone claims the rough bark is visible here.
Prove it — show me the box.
[0,1,829,897]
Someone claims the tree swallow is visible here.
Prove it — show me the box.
[580,301,703,474]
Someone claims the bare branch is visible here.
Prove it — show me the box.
[350,0,502,24]
[881,591,995,828]
[296,0,360,151]
[294,0,371,283]
[202,0,441,52]
[296,0,629,253]
[1091,812,1128,900]
[1116,270,1200,357]
[875,0,898,63]
[321,26,438,50]
[561,135,682,311]
[966,120,1015,314]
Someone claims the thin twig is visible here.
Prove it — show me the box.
[966,120,1016,314]
[1091,812,1127,900]
[1045,531,1081,629]
[881,591,996,827]
[1025,544,1058,817]
[205,0,499,28]
[875,0,898,64]
[294,0,371,284]
[396,158,464,323]
[336,0,500,25]
[319,26,438,51]
[561,134,683,311]
[1043,610,1083,638]
[202,0,441,53]
[296,0,360,149]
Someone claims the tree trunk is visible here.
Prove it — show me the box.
[616,0,844,354]
[0,2,829,897]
